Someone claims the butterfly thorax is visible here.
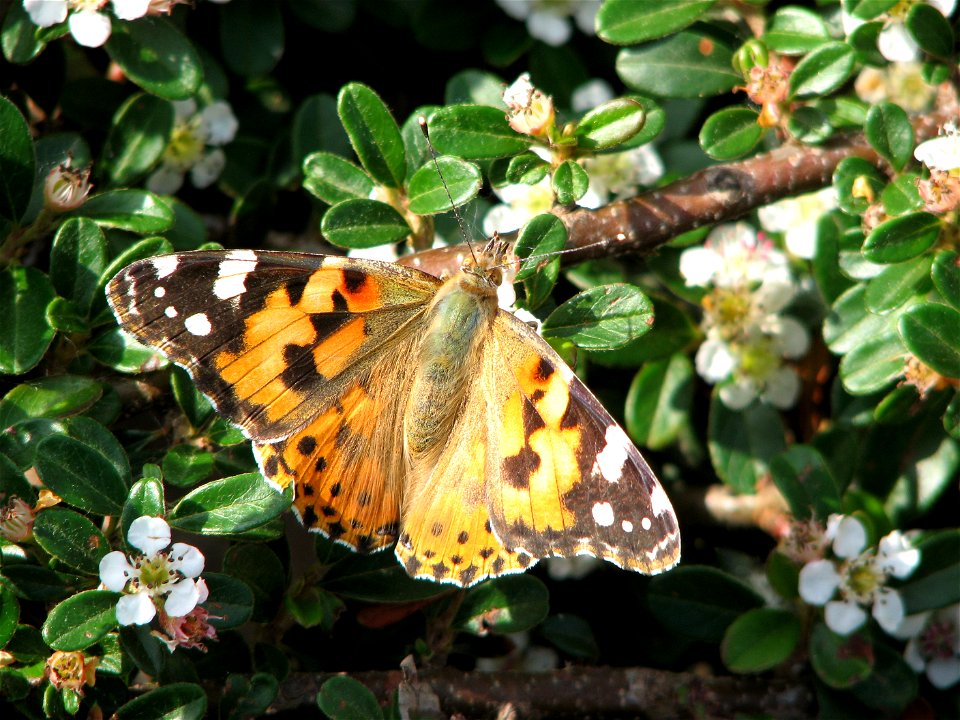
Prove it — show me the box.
[404,264,500,464]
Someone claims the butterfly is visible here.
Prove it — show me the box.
[106,240,680,586]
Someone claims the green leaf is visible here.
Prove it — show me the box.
[0,584,18,649]
[219,0,284,76]
[293,94,351,165]
[786,106,833,145]
[551,159,589,204]
[514,213,565,309]
[0,267,56,375]
[88,327,166,374]
[0,95,35,222]
[168,473,290,534]
[73,189,174,234]
[850,643,918,715]
[881,174,924,216]
[770,445,841,520]
[810,623,874,689]
[320,199,411,249]
[538,614,599,660]
[589,296,698,367]
[454,575,549,636]
[0,375,102,429]
[613,95,666,150]
[864,102,914,172]
[220,673,279,720]
[542,284,654,350]
[722,608,801,673]
[625,354,694,451]
[823,284,908,354]
[505,152,549,185]
[845,0,899,21]
[161,445,214,488]
[429,104,531,159]
[46,296,88,334]
[34,419,131,515]
[789,42,856,99]
[764,6,831,55]
[864,255,933,315]
[105,18,202,100]
[103,93,174,186]
[113,683,206,720]
[32,507,109,575]
[616,27,740,98]
[222,544,286,621]
[2,1,46,64]
[121,477,165,543]
[596,0,715,44]
[96,235,174,298]
[202,572,254,629]
[899,303,960,378]
[899,531,960,614]
[575,98,646,151]
[833,157,887,216]
[42,590,119,651]
[648,566,764,642]
[839,331,906,394]
[864,212,941,264]
[767,551,800,600]
[932,250,960,311]
[317,676,384,720]
[699,107,762,160]
[302,152,374,205]
[407,156,482,214]
[50,218,107,315]
[337,83,406,188]
[707,397,787,493]
[905,2,954,58]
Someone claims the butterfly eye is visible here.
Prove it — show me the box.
[488,268,503,285]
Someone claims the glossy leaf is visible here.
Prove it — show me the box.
[454,575,549,636]
[864,102,913,172]
[810,623,874,688]
[699,107,762,160]
[302,152,374,205]
[103,94,174,186]
[0,375,102,429]
[49,218,107,315]
[73,189,174,234]
[0,267,56,375]
[625,354,694,451]
[514,213,565,309]
[596,0,715,44]
[770,445,841,520]
[552,159,589,204]
[764,6,830,54]
[707,397,787,493]
[42,591,119,651]
[105,18,202,100]
[0,95,35,222]
[905,2,954,58]
[789,42,856,99]
[833,157,887,216]
[616,27,740,99]
[114,683,206,720]
[839,330,907,394]
[899,304,960,378]
[931,250,960,310]
[407,156,482,214]
[864,255,932,315]
[32,507,109,575]
[722,608,801,673]
[337,83,406,188]
[168,473,291,534]
[320,199,411,249]
[542,284,654,350]
[575,98,646,150]
[429,104,531,159]
[317,676,383,720]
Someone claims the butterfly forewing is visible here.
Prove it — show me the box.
[107,250,439,442]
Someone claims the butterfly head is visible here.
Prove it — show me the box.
[462,234,515,289]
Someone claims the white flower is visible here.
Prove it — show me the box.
[758,187,837,259]
[99,516,206,626]
[22,0,157,48]
[495,0,600,46]
[798,516,921,636]
[484,175,555,235]
[914,123,960,173]
[579,144,664,205]
[571,79,614,112]
[147,98,237,195]
[901,605,960,689]
[842,0,957,62]
[854,63,937,113]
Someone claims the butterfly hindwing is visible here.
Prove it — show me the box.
[107,250,440,442]
[486,311,681,574]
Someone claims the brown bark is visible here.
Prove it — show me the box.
[268,665,815,719]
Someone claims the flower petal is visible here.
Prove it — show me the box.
[877,23,920,63]
[527,11,571,46]
[877,530,921,579]
[799,559,841,606]
[190,149,225,188]
[825,599,867,636]
[679,247,722,287]
[169,542,205,577]
[164,579,201,617]
[832,516,867,559]
[199,101,239,145]
[719,378,759,410]
[116,592,157,626]
[112,0,151,21]
[24,0,68,27]
[763,366,801,410]
[872,588,905,634]
[68,9,112,48]
[147,166,185,195]
[99,551,136,591]
[128,516,171,556]
[927,657,960,689]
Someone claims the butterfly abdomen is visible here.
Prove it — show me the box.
[404,272,498,463]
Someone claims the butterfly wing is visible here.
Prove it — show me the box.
[255,329,424,552]
[107,250,441,443]
[395,368,536,586]
[485,310,681,575]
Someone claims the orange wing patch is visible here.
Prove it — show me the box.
[255,379,404,552]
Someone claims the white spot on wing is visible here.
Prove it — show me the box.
[593,424,631,483]
[165,306,177,318]
[154,286,165,298]
[213,249,258,300]
[152,255,179,279]
[650,483,673,518]
[622,520,634,533]
[641,517,652,531]
[592,501,615,527]
[184,312,212,336]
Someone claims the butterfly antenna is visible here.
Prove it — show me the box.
[418,117,479,266]
[491,234,627,273]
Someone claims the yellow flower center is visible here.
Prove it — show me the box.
[164,119,205,170]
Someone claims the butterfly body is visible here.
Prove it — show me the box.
[107,247,680,587]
